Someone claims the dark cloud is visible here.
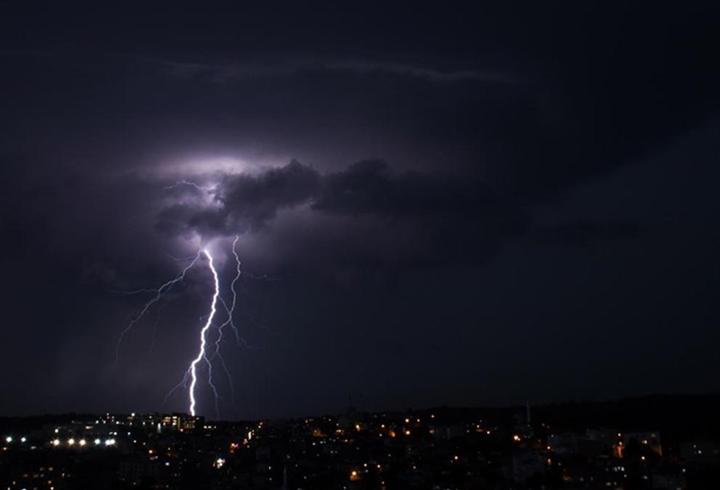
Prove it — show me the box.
[139,56,511,85]
[314,160,495,218]
[221,160,321,229]
[156,158,530,269]
[156,160,320,237]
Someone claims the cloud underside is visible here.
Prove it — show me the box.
[155,158,647,270]
[155,159,532,267]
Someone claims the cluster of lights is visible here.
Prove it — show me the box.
[50,438,116,448]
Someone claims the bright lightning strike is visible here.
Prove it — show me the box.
[209,236,242,406]
[188,249,220,417]
[116,233,248,417]
[215,236,243,349]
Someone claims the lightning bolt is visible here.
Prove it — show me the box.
[188,249,220,417]
[207,236,243,406]
[216,236,243,348]
[117,234,251,417]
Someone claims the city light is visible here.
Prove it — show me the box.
[5,436,12,443]
[0,409,696,487]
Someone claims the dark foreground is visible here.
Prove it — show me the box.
[2,395,720,489]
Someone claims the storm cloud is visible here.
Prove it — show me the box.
[155,158,530,269]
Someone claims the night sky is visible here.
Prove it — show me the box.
[1,3,719,419]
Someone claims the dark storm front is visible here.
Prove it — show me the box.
[2,396,720,489]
